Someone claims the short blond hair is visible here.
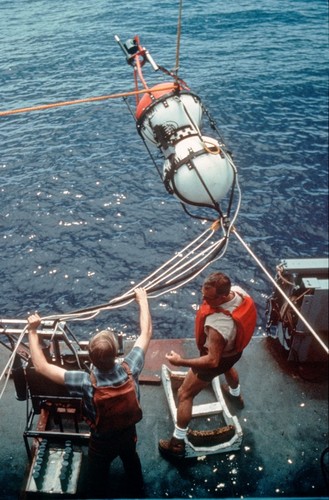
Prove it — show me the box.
[88,330,118,371]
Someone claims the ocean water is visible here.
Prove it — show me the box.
[1,0,328,340]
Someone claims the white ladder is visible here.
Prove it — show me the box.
[161,364,243,458]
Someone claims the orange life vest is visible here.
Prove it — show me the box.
[88,362,142,434]
[195,292,257,353]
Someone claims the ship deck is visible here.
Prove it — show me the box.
[0,336,328,499]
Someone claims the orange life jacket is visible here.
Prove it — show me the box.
[88,362,142,434]
[195,292,257,353]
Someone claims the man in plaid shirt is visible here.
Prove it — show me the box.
[28,288,152,498]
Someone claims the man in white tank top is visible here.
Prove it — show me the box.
[159,272,252,459]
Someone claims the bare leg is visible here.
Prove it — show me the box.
[176,369,210,428]
[159,370,212,458]
[224,366,239,389]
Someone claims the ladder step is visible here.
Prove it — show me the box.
[191,402,223,417]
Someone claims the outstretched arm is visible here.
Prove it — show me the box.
[27,314,66,385]
[133,288,153,354]
[165,327,225,370]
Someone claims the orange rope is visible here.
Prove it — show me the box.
[0,85,178,117]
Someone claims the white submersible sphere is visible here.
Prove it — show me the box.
[163,136,234,208]
[135,83,234,209]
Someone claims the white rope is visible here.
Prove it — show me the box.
[120,227,216,297]
[41,224,222,323]
[159,237,226,286]
[142,234,223,291]
[52,310,102,322]
[148,237,230,298]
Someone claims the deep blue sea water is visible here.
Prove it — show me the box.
[1,0,328,340]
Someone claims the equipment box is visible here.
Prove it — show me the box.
[267,258,328,362]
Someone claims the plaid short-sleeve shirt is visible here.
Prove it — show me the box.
[64,346,145,424]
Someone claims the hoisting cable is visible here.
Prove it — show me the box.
[232,228,329,355]
[174,0,183,75]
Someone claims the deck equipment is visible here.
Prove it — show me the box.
[266,258,328,363]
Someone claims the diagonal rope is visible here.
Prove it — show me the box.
[0,85,178,117]
[233,228,329,355]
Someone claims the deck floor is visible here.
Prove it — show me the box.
[0,336,328,499]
